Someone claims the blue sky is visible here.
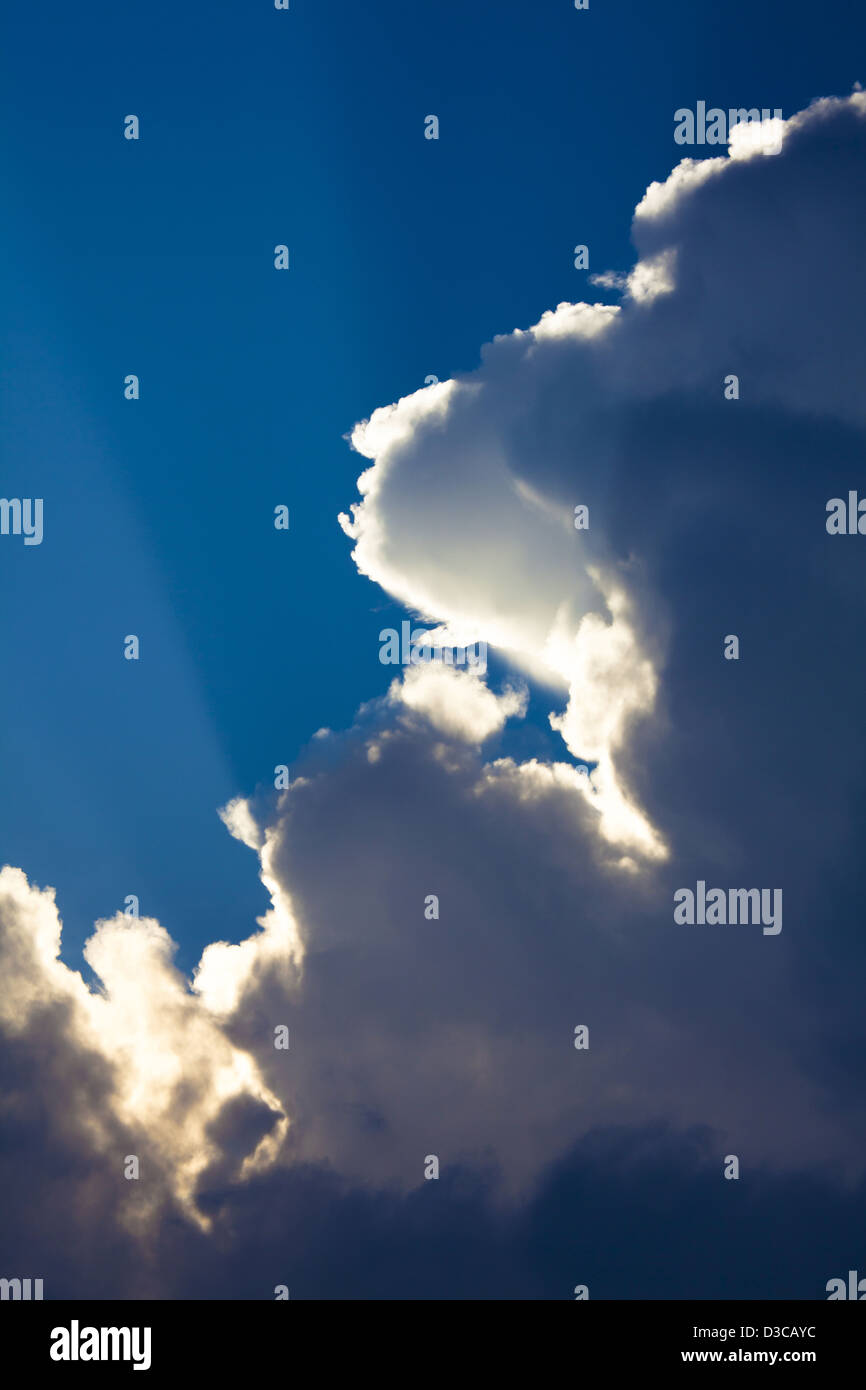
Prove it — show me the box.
[2,0,866,1301]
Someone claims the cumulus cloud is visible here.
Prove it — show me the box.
[388,664,527,743]
[3,93,866,1295]
[0,865,287,1230]
[338,92,866,856]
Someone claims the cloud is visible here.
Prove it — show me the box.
[3,92,866,1296]
[0,865,287,1230]
[388,664,527,743]
[339,92,866,856]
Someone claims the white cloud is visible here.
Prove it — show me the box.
[337,93,866,866]
[0,864,288,1228]
[389,664,527,743]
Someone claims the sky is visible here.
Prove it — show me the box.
[1,0,866,1300]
